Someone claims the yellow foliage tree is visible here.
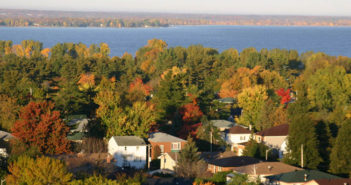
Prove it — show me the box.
[237,85,268,128]
[6,156,72,185]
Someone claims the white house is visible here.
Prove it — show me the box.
[226,125,251,144]
[108,136,147,169]
[225,125,251,155]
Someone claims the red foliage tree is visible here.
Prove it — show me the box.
[178,123,202,139]
[276,88,291,105]
[179,100,203,124]
[178,100,203,139]
[12,101,71,154]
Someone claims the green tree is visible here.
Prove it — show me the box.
[330,120,351,175]
[176,137,207,178]
[285,114,321,169]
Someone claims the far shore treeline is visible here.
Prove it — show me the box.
[1,39,351,177]
[1,9,351,27]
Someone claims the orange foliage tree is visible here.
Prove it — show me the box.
[127,77,152,102]
[178,100,203,139]
[77,73,96,91]
[11,101,71,154]
[276,88,291,105]
[218,66,261,98]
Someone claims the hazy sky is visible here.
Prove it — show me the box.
[1,0,351,16]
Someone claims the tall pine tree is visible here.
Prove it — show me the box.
[330,120,351,175]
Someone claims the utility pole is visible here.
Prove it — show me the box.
[301,144,304,168]
[210,128,213,152]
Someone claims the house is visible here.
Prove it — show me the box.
[148,132,187,159]
[210,120,235,131]
[233,162,302,183]
[255,124,289,158]
[158,152,179,172]
[201,151,260,173]
[0,130,13,158]
[265,169,341,185]
[108,136,147,169]
[225,125,251,154]
[305,178,351,185]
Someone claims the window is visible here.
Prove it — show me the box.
[218,166,222,172]
[160,145,164,153]
[124,146,127,151]
[136,146,139,150]
[172,142,180,150]
[240,136,246,140]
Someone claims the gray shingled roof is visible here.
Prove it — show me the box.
[0,131,13,140]
[112,136,146,146]
[210,120,235,129]
[148,132,186,142]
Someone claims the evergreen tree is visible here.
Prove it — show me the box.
[286,113,322,169]
[176,137,206,178]
[330,120,351,175]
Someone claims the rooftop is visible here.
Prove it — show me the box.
[0,130,14,141]
[148,132,186,143]
[312,178,351,185]
[228,125,251,134]
[266,169,341,183]
[112,136,146,146]
[201,151,260,167]
[210,120,235,129]
[234,162,302,176]
[256,124,289,137]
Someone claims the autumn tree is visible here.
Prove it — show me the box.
[218,66,261,98]
[95,78,156,137]
[127,77,152,102]
[11,101,71,154]
[237,85,268,129]
[0,95,20,131]
[6,155,72,185]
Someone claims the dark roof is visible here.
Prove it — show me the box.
[234,162,302,176]
[313,178,351,185]
[201,151,260,167]
[148,132,186,143]
[266,170,341,183]
[228,125,251,134]
[210,120,235,129]
[112,136,146,146]
[256,124,289,136]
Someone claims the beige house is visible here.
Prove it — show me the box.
[158,152,179,171]
[255,124,289,158]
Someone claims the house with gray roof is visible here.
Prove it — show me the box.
[148,132,187,159]
[210,120,235,131]
[108,136,147,169]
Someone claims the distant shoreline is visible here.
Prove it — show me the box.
[1,9,351,28]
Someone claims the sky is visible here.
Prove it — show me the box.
[1,0,351,16]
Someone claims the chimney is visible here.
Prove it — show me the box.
[249,124,252,131]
